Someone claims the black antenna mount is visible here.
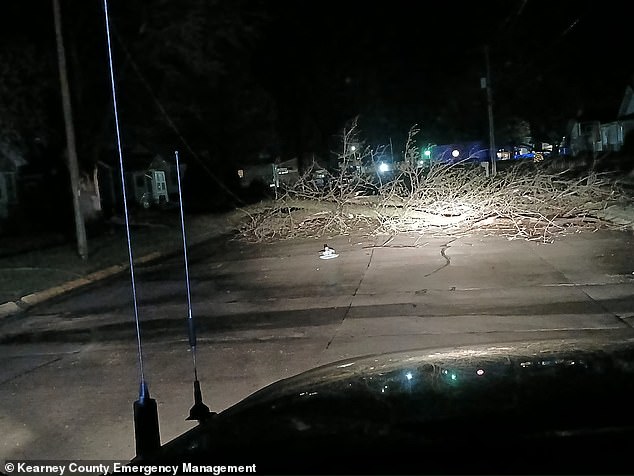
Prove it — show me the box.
[187,379,213,422]
[133,382,161,457]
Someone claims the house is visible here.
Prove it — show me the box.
[98,145,185,215]
[595,84,634,153]
[566,76,634,157]
[615,80,634,151]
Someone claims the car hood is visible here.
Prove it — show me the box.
[137,335,634,474]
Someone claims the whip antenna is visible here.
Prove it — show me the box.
[103,0,160,458]
[174,151,212,422]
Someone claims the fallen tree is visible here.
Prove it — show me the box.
[235,125,630,243]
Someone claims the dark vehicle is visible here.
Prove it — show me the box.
[131,334,634,475]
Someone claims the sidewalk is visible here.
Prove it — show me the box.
[0,208,243,319]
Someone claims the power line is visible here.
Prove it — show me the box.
[492,4,590,88]
[108,22,245,205]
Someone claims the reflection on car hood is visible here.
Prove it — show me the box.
[140,336,634,474]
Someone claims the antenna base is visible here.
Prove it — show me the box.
[133,383,161,459]
[186,380,214,423]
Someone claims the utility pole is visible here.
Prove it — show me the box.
[53,0,88,260]
[483,45,497,177]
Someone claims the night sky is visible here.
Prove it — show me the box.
[1,0,632,168]
[254,0,632,152]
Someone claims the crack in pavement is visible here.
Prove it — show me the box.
[325,245,376,350]
[424,238,457,278]
[0,355,63,385]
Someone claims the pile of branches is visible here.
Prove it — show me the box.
[376,161,625,241]
[237,125,629,243]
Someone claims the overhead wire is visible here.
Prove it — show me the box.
[490,1,591,89]
[107,21,246,205]
[498,0,529,34]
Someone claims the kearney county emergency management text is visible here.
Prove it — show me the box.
[4,461,257,475]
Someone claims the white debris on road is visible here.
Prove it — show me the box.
[319,244,339,260]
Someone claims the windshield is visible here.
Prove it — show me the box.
[1,0,633,475]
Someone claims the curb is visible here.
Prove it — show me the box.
[0,208,241,320]
[1,261,133,319]
[0,234,217,320]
